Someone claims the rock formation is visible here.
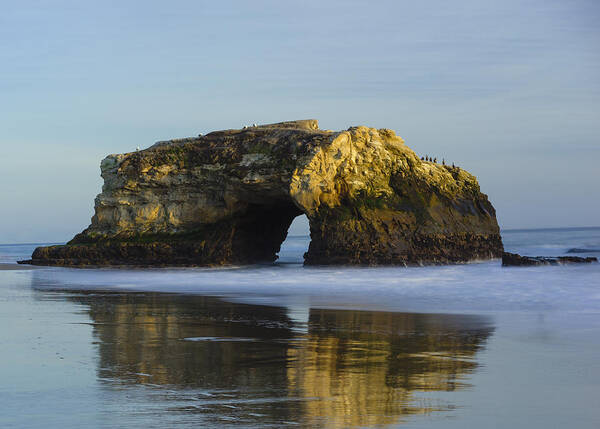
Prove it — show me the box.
[502,252,598,266]
[24,119,503,266]
[567,248,600,254]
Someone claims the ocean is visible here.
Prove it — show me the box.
[1,227,599,428]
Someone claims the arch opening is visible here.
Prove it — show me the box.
[226,202,303,264]
[276,214,310,264]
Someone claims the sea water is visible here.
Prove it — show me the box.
[0,228,599,428]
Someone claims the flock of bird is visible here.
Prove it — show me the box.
[421,155,456,168]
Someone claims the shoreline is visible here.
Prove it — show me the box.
[0,263,40,271]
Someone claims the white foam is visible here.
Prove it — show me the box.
[28,258,600,314]
[11,229,600,314]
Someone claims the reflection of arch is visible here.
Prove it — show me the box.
[68,292,494,427]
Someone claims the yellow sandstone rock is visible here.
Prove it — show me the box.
[27,120,502,266]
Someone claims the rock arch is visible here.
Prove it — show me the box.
[27,120,503,266]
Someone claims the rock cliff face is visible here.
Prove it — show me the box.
[28,119,503,266]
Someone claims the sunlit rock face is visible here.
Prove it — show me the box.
[28,119,502,266]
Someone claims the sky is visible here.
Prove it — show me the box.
[1,0,599,243]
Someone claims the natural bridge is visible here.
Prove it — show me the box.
[25,120,503,266]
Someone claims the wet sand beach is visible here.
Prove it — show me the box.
[1,229,599,428]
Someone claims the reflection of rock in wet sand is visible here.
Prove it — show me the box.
[83,294,294,387]
[71,293,493,427]
[288,309,493,427]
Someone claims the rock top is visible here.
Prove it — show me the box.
[27,120,503,266]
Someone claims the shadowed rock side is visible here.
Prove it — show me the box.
[26,119,503,266]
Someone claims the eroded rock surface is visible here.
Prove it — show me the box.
[26,119,503,266]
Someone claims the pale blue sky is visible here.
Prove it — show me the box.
[1,0,599,243]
